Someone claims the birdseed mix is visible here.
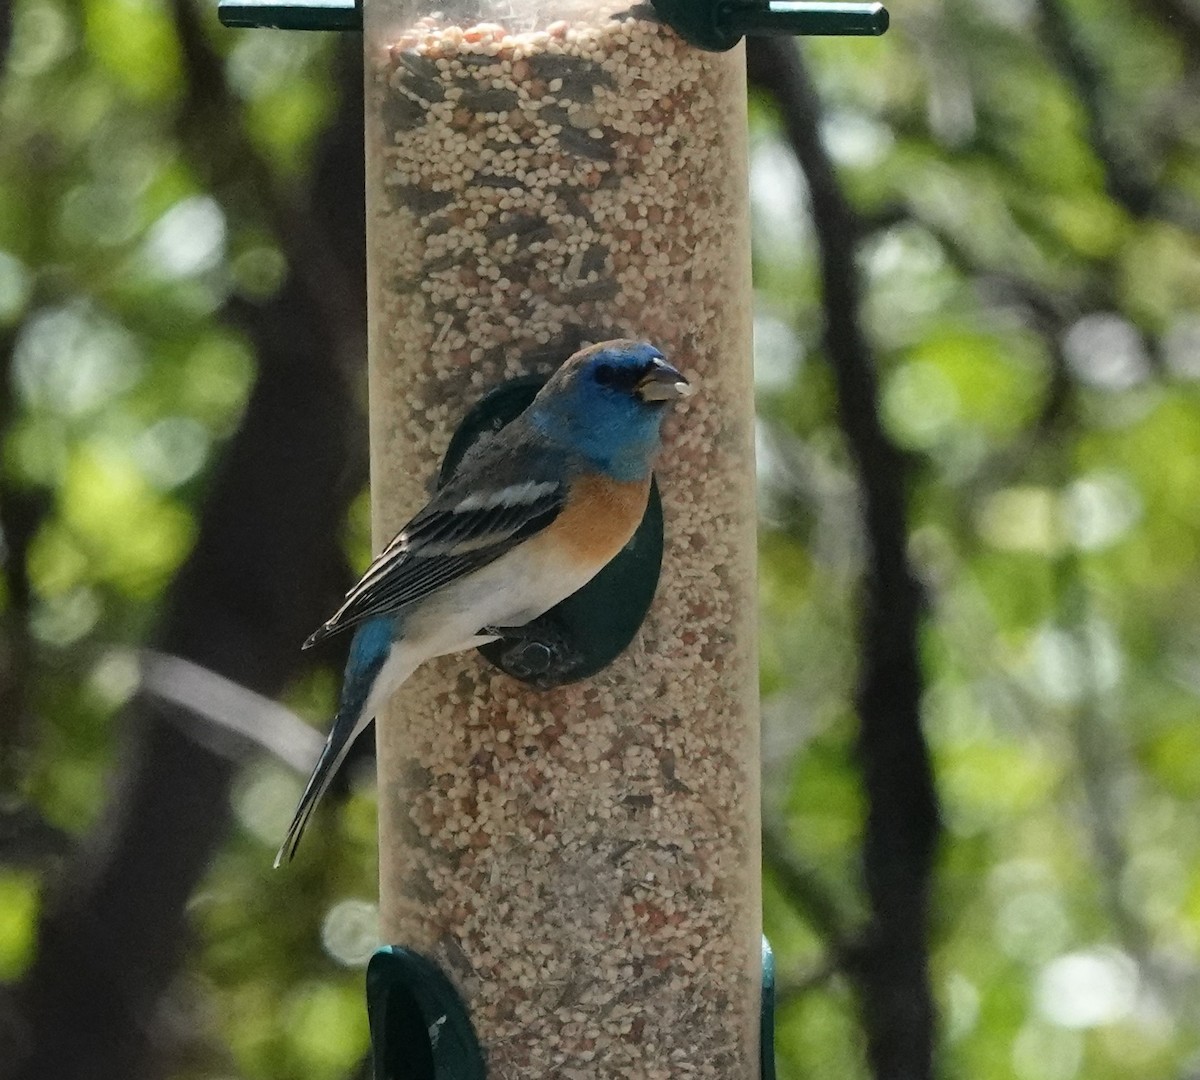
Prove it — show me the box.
[366,4,760,1075]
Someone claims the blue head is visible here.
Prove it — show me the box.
[529,340,692,481]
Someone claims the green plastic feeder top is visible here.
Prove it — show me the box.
[217,0,889,42]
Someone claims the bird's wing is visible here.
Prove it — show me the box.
[304,430,566,647]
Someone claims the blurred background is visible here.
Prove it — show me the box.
[0,0,1198,1077]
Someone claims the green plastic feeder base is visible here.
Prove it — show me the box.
[366,938,778,1077]
[367,947,488,1080]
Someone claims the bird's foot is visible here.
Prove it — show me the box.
[478,624,534,641]
[477,622,577,683]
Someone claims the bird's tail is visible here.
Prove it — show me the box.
[274,707,370,867]
[278,617,409,866]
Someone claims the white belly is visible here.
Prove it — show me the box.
[401,542,597,661]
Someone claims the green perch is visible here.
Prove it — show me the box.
[217,0,889,44]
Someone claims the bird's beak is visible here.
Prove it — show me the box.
[635,359,694,402]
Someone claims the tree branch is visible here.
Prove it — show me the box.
[0,324,42,796]
[1035,0,1200,232]
[140,650,324,774]
[171,0,366,334]
[762,820,859,965]
[0,0,14,72]
[748,39,941,1080]
[1135,0,1200,64]
[1035,0,1158,219]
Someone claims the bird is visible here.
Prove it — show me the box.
[275,339,692,865]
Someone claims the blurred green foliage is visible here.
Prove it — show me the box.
[1,0,1199,1077]
[754,4,1200,1076]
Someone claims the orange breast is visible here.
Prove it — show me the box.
[548,472,652,567]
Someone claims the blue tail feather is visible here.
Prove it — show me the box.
[274,710,361,866]
[275,618,396,866]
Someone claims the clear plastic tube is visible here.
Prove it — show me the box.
[365,2,760,1073]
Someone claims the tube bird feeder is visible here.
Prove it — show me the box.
[220,0,886,1075]
[369,8,759,1076]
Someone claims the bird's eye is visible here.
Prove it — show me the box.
[594,363,615,386]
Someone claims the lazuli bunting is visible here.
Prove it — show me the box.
[275,340,692,864]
